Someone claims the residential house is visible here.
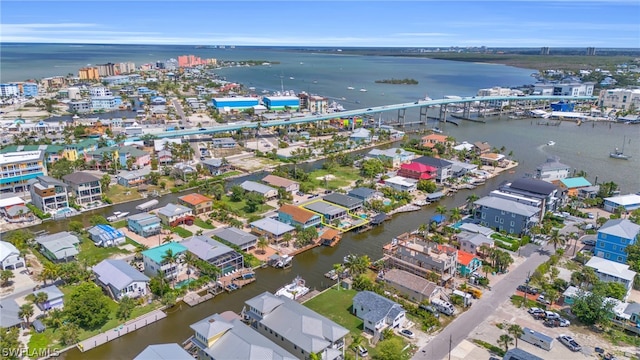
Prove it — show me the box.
[456,230,495,255]
[349,128,371,143]
[0,197,31,222]
[381,269,442,304]
[244,292,349,360]
[211,227,258,251]
[117,146,151,169]
[448,160,478,178]
[87,224,126,247]
[303,201,347,223]
[595,219,640,264]
[603,194,640,213]
[503,348,544,360]
[398,162,437,180]
[35,231,80,262]
[534,157,571,182]
[277,204,321,229]
[172,162,196,179]
[157,150,173,165]
[30,285,64,311]
[142,242,188,279]
[28,175,69,213]
[366,148,415,168]
[496,178,562,213]
[134,344,192,360]
[181,236,244,275]
[421,134,452,152]
[117,168,151,187]
[352,291,406,336]
[479,153,506,167]
[154,138,182,153]
[323,193,364,212]
[189,312,297,360]
[93,259,150,300]
[128,213,162,237]
[249,218,295,241]
[0,299,22,329]
[63,171,102,206]
[457,250,482,277]
[559,177,592,197]
[586,256,636,300]
[179,193,213,214]
[348,187,378,203]
[240,181,278,200]
[412,156,453,183]
[211,137,237,149]
[0,241,25,270]
[262,174,299,195]
[383,233,458,283]
[578,185,600,200]
[473,141,491,155]
[156,203,194,226]
[473,196,541,235]
[383,176,418,192]
[201,158,231,176]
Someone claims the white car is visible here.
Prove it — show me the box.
[400,329,415,339]
[559,318,570,327]
[558,335,581,351]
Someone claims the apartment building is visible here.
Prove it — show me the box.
[0,151,46,193]
[598,88,640,110]
[28,175,69,213]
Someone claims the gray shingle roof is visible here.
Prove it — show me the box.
[241,181,276,195]
[413,156,453,168]
[62,171,101,185]
[134,344,192,360]
[211,227,257,247]
[348,187,376,199]
[323,193,363,209]
[93,259,150,292]
[353,291,405,326]
[181,236,236,262]
[475,196,540,217]
[0,299,22,328]
[157,203,192,217]
[599,219,640,240]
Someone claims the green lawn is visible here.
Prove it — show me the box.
[77,237,130,266]
[304,288,363,335]
[168,226,193,238]
[221,195,274,217]
[28,332,52,353]
[105,185,144,204]
[194,218,215,229]
[304,166,361,190]
[111,219,127,229]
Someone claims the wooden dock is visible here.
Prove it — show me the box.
[77,309,166,352]
[183,292,215,307]
[298,289,320,303]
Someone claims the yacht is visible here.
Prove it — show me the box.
[107,211,130,222]
[547,141,555,146]
[275,276,309,300]
[359,88,367,92]
[347,86,355,90]
[289,77,295,80]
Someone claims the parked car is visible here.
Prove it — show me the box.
[558,335,582,352]
[559,318,570,327]
[582,239,596,246]
[517,285,539,295]
[537,295,551,305]
[587,212,595,219]
[545,311,560,320]
[400,329,415,339]
[528,307,544,315]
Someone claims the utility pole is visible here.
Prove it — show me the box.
[521,270,531,308]
[448,334,452,360]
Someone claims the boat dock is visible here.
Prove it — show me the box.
[183,292,215,307]
[297,289,320,303]
[387,204,421,216]
[217,268,256,293]
[77,310,166,352]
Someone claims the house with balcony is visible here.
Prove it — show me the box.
[189,312,297,360]
[397,162,437,180]
[0,241,25,270]
[366,148,415,168]
[249,218,295,242]
[262,174,299,195]
[323,193,364,212]
[380,269,442,304]
[201,158,232,176]
[88,224,126,247]
[277,204,321,229]
[35,231,80,262]
[179,193,213,215]
[559,177,592,197]
[457,250,482,277]
[496,178,562,213]
[586,256,636,300]
[383,176,418,192]
[383,232,458,284]
[30,285,64,311]
[0,197,31,222]
[534,157,571,183]
[348,187,379,203]
[421,134,452,152]
[93,259,150,301]
[142,242,187,279]
[473,196,541,236]
[411,156,453,183]
[28,175,69,213]
[353,291,406,336]
[595,219,640,264]
[240,181,278,200]
[456,230,494,255]
[243,292,349,360]
[117,168,151,188]
[181,236,244,275]
[0,150,46,193]
[128,213,162,238]
[211,227,258,251]
[303,201,347,223]
[156,203,194,226]
[63,171,102,206]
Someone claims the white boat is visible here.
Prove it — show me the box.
[107,211,130,222]
[610,136,631,160]
[547,141,555,146]
[275,276,309,300]
[261,90,269,94]
[359,88,367,92]
[347,86,355,90]
[248,87,256,91]
[289,77,295,80]
[431,127,443,134]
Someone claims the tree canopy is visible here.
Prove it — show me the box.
[65,283,112,329]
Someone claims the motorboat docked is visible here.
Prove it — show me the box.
[107,211,130,222]
[275,276,309,300]
[347,86,355,90]
[431,127,443,134]
[547,141,555,146]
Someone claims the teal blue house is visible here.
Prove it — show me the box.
[457,250,482,277]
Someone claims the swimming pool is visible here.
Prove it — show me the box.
[175,278,195,289]
[56,207,74,215]
[383,200,392,206]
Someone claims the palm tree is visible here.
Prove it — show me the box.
[34,292,49,311]
[466,194,479,212]
[19,303,35,327]
[161,249,179,288]
[183,252,196,281]
[350,334,365,359]
[332,263,344,289]
[497,334,514,352]
[162,235,173,244]
[482,264,494,279]
[507,324,523,348]
[345,255,370,277]
[40,262,59,285]
[449,207,462,224]
[435,205,447,223]
[548,229,566,252]
[257,237,268,255]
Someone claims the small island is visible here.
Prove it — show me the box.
[374,78,419,85]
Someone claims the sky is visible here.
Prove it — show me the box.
[1,1,639,48]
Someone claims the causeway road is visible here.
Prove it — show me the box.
[413,245,552,360]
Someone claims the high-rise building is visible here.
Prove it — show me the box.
[22,82,39,97]
[78,67,100,80]
[540,47,550,55]
[0,84,20,98]
[96,63,116,77]
[117,62,136,74]
[586,47,596,56]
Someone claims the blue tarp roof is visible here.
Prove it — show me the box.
[431,214,446,224]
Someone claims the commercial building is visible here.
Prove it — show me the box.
[62,171,102,206]
[211,97,259,112]
[533,82,594,97]
[78,67,100,80]
[0,83,19,98]
[598,88,640,110]
[262,96,300,111]
[595,219,640,264]
[28,175,69,213]
[91,96,121,111]
[95,63,116,77]
[22,82,39,97]
[68,100,92,113]
[0,151,46,193]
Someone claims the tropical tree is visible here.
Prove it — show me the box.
[497,334,514,352]
[435,205,447,222]
[59,323,80,346]
[482,264,494,279]
[0,270,13,287]
[548,229,566,252]
[257,237,269,255]
[507,324,523,348]
[345,255,371,277]
[332,263,344,288]
[33,291,49,311]
[161,249,179,288]
[351,334,365,359]
[449,207,462,224]
[40,262,59,285]
[19,303,35,326]
[116,296,136,320]
[101,174,111,193]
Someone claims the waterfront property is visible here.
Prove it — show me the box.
[603,194,640,213]
[303,201,348,223]
[383,176,418,192]
[349,128,371,143]
[35,231,80,262]
[0,196,30,222]
[30,285,64,310]
[63,171,102,206]
[263,95,300,111]
[495,177,562,213]
[421,134,453,152]
[323,193,364,212]
[0,150,46,193]
[456,230,495,255]
[397,162,437,180]
[128,213,162,238]
[352,290,406,336]
[366,148,415,168]
[189,312,297,360]
[559,177,592,197]
[380,268,442,304]
[142,242,188,279]
[348,187,379,203]
[457,250,482,277]
[211,97,259,112]
[240,181,278,200]
[534,156,571,182]
[411,156,453,183]
[211,227,258,251]
[249,218,295,241]
[473,196,541,235]
[0,241,25,270]
[262,174,299,195]
[93,259,150,300]
[277,204,321,229]
[156,203,194,226]
[134,343,192,360]
[179,193,213,215]
[181,235,244,275]
[585,256,636,300]
[28,175,69,213]
[87,224,126,247]
[595,219,640,264]
[201,158,231,176]
[243,292,349,360]
[117,168,151,188]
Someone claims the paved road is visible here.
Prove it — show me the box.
[413,246,552,360]
[171,98,188,129]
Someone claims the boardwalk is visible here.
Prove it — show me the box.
[77,309,167,352]
[183,292,214,307]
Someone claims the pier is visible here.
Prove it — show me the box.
[183,292,215,307]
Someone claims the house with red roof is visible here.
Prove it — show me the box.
[397,162,437,180]
[457,250,482,277]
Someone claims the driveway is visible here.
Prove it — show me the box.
[413,246,551,360]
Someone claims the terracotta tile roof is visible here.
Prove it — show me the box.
[278,204,316,223]
[457,250,477,266]
[179,193,212,205]
[320,228,340,240]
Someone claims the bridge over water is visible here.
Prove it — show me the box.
[149,95,597,139]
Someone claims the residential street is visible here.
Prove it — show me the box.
[413,245,552,360]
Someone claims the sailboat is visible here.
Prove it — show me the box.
[610,136,631,160]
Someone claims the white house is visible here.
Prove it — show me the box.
[383,176,418,192]
[0,241,25,270]
[585,256,637,301]
[352,291,406,336]
[93,259,150,301]
[141,242,188,279]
